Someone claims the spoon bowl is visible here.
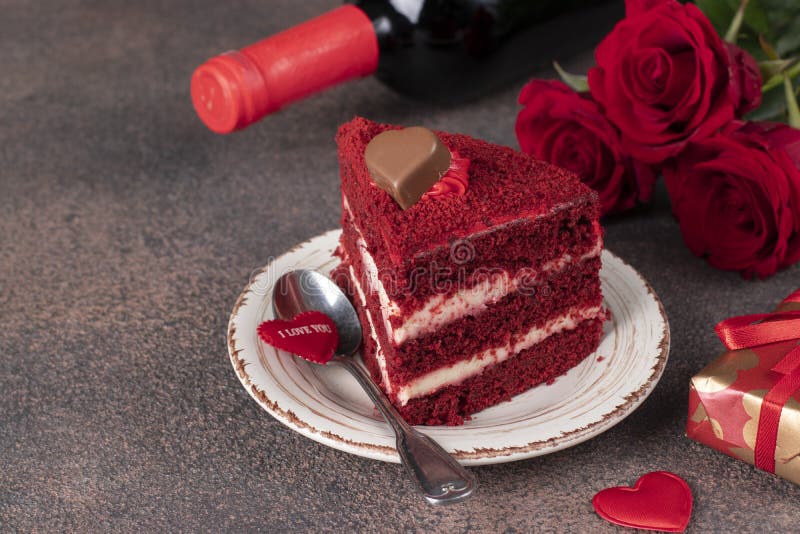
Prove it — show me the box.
[273,269,361,356]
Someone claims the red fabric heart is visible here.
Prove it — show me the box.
[592,471,692,532]
[257,311,338,364]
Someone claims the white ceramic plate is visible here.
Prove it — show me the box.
[227,230,669,466]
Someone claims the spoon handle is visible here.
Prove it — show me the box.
[332,356,476,505]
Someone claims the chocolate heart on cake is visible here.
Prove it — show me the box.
[364,126,451,210]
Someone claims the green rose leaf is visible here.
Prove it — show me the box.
[553,62,589,93]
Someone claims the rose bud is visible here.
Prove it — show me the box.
[588,0,736,164]
[725,42,762,117]
[664,121,800,278]
[516,79,656,216]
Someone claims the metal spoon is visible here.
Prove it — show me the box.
[272,269,476,505]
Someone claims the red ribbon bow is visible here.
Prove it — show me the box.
[714,289,800,474]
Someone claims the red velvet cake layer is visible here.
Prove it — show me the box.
[337,213,602,383]
[396,318,604,425]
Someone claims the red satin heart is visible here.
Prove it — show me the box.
[592,471,692,532]
[257,311,338,364]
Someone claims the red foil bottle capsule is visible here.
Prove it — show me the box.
[191,6,378,134]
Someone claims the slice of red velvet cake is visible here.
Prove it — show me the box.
[333,117,605,426]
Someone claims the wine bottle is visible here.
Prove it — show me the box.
[191,0,620,134]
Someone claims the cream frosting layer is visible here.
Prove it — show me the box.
[345,194,602,345]
[390,239,602,344]
[349,265,392,394]
[393,304,603,404]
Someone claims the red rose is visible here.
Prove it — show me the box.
[588,0,736,164]
[664,122,800,278]
[516,79,656,215]
[725,42,762,116]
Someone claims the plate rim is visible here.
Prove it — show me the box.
[227,229,670,465]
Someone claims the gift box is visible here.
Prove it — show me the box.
[687,289,800,485]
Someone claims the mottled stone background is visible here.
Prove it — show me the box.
[2,0,799,531]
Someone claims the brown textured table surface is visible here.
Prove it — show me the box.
[3,1,800,531]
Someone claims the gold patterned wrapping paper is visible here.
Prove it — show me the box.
[686,299,800,485]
